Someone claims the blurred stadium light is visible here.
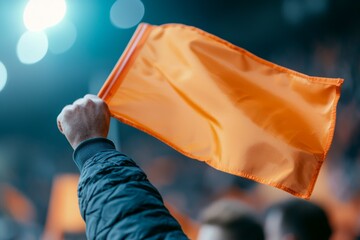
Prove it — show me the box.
[47,20,77,54]
[23,0,67,31]
[305,0,328,14]
[16,31,48,64]
[282,0,306,24]
[0,62,7,92]
[282,0,328,25]
[110,0,145,29]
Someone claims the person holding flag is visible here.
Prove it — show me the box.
[57,94,189,239]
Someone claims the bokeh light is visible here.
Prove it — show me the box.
[17,31,48,64]
[0,61,7,92]
[23,0,67,31]
[305,0,328,14]
[110,0,145,29]
[47,20,77,55]
[282,0,305,25]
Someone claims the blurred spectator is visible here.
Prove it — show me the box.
[264,199,332,240]
[197,199,264,240]
[0,183,41,239]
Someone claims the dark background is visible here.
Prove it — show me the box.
[0,0,359,239]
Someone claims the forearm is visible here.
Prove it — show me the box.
[74,138,188,239]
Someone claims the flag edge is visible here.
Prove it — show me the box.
[111,112,317,200]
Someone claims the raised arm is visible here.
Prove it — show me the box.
[57,94,188,239]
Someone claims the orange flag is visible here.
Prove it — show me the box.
[99,23,343,199]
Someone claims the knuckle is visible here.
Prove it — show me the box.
[62,105,76,117]
[85,98,95,107]
[84,94,95,98]
[73,98,85,106]
[84,94,98,100]
[62,105,73,113]
[72,104,81,112]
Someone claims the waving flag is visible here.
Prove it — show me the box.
[99,23,343,199]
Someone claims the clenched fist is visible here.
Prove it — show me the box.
[57,94,111,149]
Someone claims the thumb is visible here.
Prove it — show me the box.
[57,116,64,134]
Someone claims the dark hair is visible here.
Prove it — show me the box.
[201,199,264,240]
[267,199,332,240]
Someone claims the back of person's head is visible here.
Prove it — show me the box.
[265,199,332,240]
[197,199,264,240]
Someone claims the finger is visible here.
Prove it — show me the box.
[62,104,75,111]
[56,104,73,133]
[85,95,107,107]
[84,94,100,101]
[62,104,76,114]
[85,94,108,109]
[57,119,64,133]
[73,97,87,106]
[56,114,64,133]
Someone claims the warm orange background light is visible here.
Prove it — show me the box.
[42,174,85,240]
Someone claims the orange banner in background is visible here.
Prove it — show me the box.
[99,23,343,199]
[43,174,85,239]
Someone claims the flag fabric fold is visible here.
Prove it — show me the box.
[99,23,343,199]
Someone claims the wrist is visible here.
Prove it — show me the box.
[69,132,108,150]
[73,138,116,171]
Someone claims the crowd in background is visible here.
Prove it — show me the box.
[0,20,359,240]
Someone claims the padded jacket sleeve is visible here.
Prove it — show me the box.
[73,138,189,240]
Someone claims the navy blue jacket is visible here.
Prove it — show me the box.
[73,138,189,239]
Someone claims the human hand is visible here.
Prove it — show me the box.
[57,94,111,149]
